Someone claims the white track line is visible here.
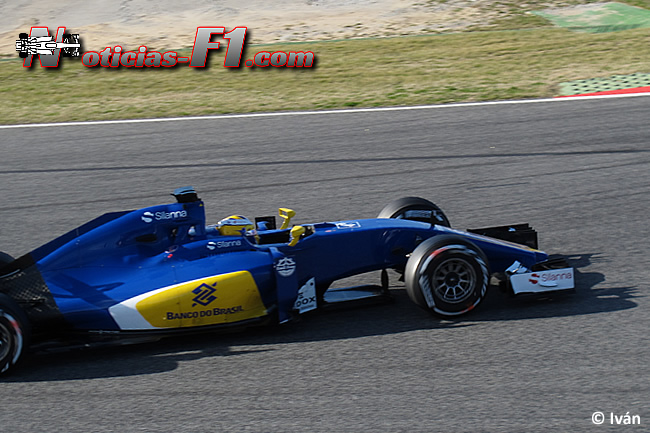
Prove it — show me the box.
[2,91,649,130]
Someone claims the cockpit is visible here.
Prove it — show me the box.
[173,186,312,248]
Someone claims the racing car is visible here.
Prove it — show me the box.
[0,187,574,374]
[15,32,80,58]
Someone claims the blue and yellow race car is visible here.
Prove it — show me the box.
[0,187,574,374]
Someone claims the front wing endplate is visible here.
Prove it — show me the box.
[509,268,575,295]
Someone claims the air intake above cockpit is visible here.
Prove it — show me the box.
[172,186,200,203]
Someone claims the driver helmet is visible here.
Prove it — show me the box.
[217,215,254,236]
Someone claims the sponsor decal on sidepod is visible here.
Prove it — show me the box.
[108,271,267,329]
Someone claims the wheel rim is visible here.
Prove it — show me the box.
[0,310,23,371]
[432,258,476,304]
[0,318,12,363]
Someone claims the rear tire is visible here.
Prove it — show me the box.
[0,252,15,278]
[0,252,13,265]
[405,235,489,317]
[378,196,450,227]
[0,293,30,374]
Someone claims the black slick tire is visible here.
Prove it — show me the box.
[0,293,30,374]
[404,235,489,317]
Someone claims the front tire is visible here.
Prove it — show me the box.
[405,235,489,317]
[0,293,30,374]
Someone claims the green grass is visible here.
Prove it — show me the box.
[444,1,650,32]
[1,26,649,124]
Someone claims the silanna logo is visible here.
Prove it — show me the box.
[141,210,188,223]
[528,270,573,286]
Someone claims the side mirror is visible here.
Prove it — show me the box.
[288,225,305,247]
[278,208,296,230]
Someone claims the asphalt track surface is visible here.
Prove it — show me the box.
[0,96,648,432]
